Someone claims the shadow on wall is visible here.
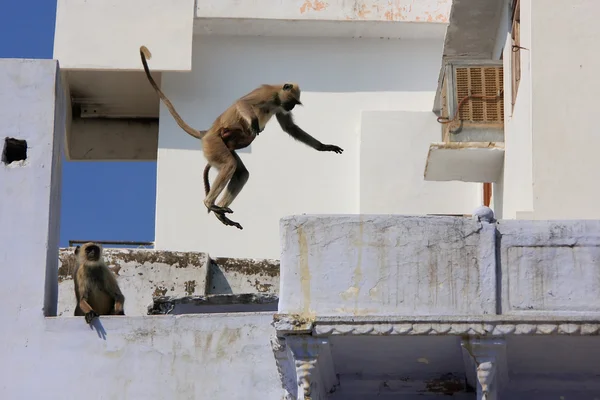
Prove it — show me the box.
[158,35,443,151]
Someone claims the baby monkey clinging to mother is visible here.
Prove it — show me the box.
[139,45,344,230]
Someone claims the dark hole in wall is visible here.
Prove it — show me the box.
[2,137,27,164]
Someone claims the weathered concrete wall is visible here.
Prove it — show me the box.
[57,248,280,316]
[498,220,600,316]
[279,214,497,317]
[279,213,600,319]
[276,213,600,399]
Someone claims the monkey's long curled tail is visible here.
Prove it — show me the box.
[203,163,211,213]
[139,45,207,140]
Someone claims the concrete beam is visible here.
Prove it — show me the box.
[424,142,505,182]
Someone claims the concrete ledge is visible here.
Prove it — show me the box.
[194,18,449,40]
[149,293,279,315]
[196,0,451,24]
[199,0,451,40]
[273,314,600,336]
[424,142,505,182]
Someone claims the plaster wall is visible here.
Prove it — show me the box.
[154,35,480,259]
[529,0,600,219]
[498,0,533,219]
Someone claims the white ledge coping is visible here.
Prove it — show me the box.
[44,311,276,333]
[196,0,451,23]
[273,314,600,336]
[424,142,505,183]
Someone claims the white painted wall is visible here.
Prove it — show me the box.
[501,0,600,220]
[498,0,534,219]
[0,59,64,322]
[528,0,600,219]
[360,111,480,215]
[7,314,282,400]
[155,34,480,259]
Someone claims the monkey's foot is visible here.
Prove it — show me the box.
[207,204,233,214]
[214,212,243,230]
[85,310,99,324]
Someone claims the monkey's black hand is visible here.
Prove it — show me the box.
[320,144,344,154]
[251,118,260,136]
[85,310,99,324]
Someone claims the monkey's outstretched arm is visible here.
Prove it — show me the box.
[275,112,344,154]
[235,100,261,134]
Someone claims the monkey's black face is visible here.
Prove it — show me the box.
[283,99,302,112]
[85,245,101,261]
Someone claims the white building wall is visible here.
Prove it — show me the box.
[498,0,534,220]
[0,59,283,400]
[155,35,481,259]
[529,0,600,220]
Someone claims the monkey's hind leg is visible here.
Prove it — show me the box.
[203,135,237,215]
[211,151,248,230]
[216,151,249,211]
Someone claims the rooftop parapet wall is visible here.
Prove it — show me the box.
[57,248,279,316]
[278,213,600,319]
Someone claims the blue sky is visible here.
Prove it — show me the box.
[1,1,156,247]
